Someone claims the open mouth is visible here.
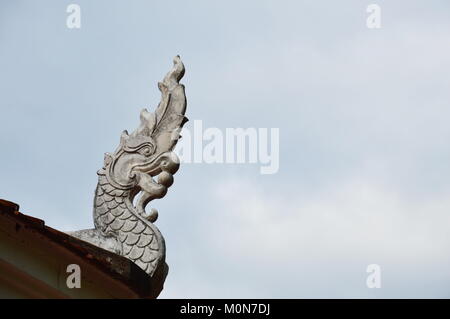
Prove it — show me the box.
[132,151,180,176]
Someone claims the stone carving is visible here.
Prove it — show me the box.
[69,56,187,278]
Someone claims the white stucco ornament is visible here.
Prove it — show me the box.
[69,56,187,279]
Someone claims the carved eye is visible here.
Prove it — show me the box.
[139,146,152,156]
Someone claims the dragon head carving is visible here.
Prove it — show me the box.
[68,56,188,289]
[98,56,187,222]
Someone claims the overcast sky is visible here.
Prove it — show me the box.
[1,0,450,298]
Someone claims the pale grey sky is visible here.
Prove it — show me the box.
[1,0,450,298]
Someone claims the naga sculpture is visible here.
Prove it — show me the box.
[70,56,187,280]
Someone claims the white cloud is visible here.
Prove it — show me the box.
[165,176,450,298]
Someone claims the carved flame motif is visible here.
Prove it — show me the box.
[70,57,187,278]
